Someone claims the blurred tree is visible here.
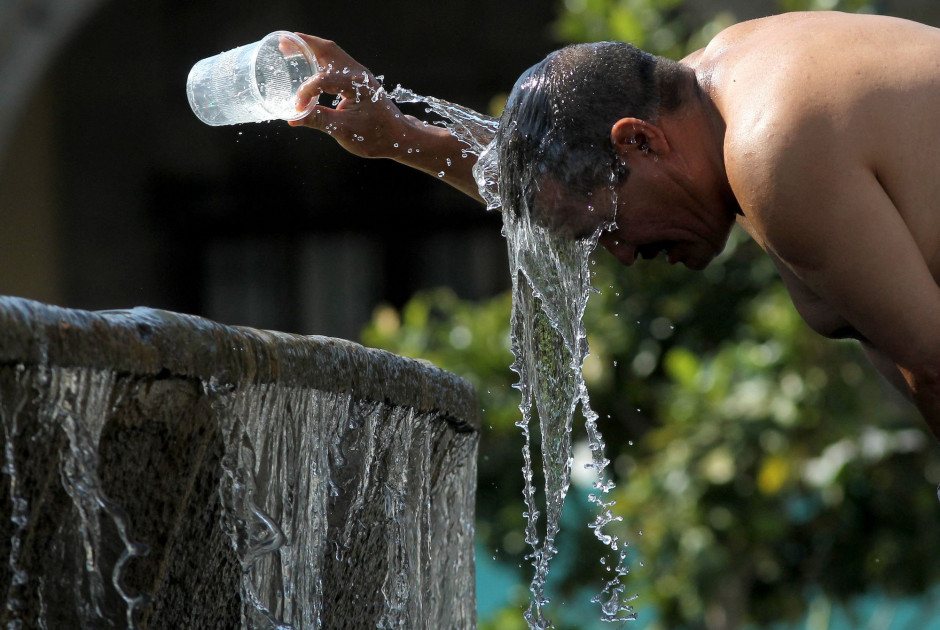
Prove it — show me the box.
[363,0,940,628]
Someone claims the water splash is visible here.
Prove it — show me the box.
[3,368,472,630]
[395,83,638,625]
[1,365,31,625]
[387,85,498,158]
[0,360,475,630]
[383,82,498,203]
[0,299,478,629]
[209,380,333,629]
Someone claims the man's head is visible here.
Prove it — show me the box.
[494,41,737,270]
[495,41,689,236]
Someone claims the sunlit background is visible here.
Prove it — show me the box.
[3,0,940,628]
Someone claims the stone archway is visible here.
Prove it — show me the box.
[0,0,108,159]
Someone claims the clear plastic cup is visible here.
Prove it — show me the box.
[187,31,319,126]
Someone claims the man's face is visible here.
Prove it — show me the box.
[536,174,731,271]
[531,177,617,241]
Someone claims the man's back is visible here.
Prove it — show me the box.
[685,12,940,431]
[697,12,940,273]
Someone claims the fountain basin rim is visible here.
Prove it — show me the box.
[0,296,479,433]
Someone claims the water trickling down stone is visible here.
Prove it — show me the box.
[0,364,149,629]
[0,297,478,629]
[210,379,477,630]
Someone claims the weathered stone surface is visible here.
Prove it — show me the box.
[0,296,479,629]
[0,297,478,430]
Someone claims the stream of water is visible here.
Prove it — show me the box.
[386,87,638,626]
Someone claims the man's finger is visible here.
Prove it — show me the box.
[295,76,323,110]
[294,33,341,53]
[297,74,377,116]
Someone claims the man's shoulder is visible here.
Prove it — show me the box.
[723,99,864,267]
[723,102,836,196]
[704,12,897,111]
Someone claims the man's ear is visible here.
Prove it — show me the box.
[611,117,669,158]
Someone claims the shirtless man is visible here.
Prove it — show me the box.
[289,12,940,439]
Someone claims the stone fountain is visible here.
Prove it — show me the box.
[0,296,479,629]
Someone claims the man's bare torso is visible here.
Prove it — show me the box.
[687,12,940,351]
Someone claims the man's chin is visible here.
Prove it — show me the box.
[672,245,715,270]
[683,258,711,271]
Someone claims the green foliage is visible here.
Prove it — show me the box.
[553,0,876,60]
[364,1,940,628]
[609,275,940,628]
[553,0,735,59]
[361,289,515,429]
[777,0,874,14]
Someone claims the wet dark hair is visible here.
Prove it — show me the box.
[495,41,689,220]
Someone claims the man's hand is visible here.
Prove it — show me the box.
[287,34,412,160]
[286,33,483,200]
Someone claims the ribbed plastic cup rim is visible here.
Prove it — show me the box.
[250,30,318,121]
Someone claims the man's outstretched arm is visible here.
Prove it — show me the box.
[287,34,486,202]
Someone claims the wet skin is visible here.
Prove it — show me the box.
[287,34,483,200]
[535,112,739,272]
[692,12,940,436]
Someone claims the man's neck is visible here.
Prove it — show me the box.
[665,82,735,215]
